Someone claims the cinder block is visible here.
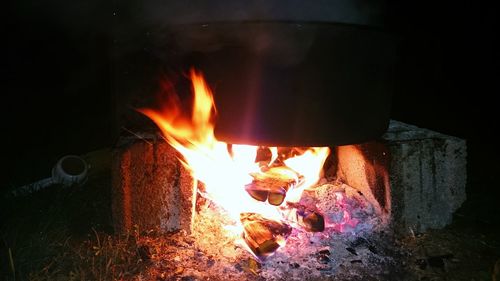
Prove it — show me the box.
[335,142,391,223]
[111,135,194,234]
[384,120,467,233]
[111,121,466,235]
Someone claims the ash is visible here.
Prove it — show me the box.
[135,181,406,281]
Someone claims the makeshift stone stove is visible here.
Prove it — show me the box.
[111,120,466,280]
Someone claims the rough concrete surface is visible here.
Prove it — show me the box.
[111,120,467,235]
[383,120,467,233]
[111,134,194,234]
[335,142,391,223]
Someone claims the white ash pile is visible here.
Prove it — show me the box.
[144,179,392,280]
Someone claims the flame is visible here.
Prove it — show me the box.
[140,69,330,254]
[284,147,330,202]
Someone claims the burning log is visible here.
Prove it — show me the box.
[282,202,325,232]
[240,213,292,258]
[245,166,299,206]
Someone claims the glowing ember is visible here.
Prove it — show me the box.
[140,69,330,257]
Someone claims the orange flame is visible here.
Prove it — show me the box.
[140,69,330,252]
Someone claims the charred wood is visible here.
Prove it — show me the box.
[282,202,325,232]
[245,166,299,206]
[240,213,292,258]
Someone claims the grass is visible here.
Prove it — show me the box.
[0,149,147,280]
[26,230,145,280]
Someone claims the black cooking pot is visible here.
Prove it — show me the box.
[156,22,396,146]
[114,1,396,146]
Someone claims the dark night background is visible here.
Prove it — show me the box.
[2,1,499,223]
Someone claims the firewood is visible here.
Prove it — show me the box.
[246,188,269,202]
[240,213,292,257]
[282,202,325,232]
[244,166,298,206]
[268,190,286,206]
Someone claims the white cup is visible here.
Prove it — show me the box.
[11,155,89,197]
[52,155,88,186]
